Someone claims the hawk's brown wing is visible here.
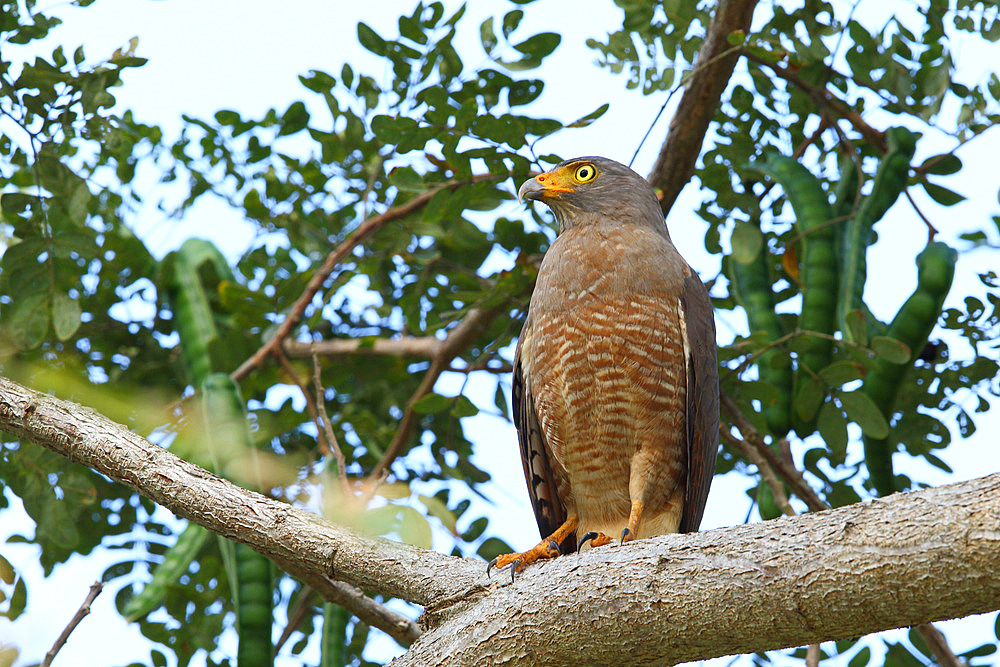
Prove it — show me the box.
[679,269,720,533]
[512,317,575,553]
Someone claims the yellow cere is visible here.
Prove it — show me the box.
[573,163,596,183]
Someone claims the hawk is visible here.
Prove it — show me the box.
[489,156,719,577]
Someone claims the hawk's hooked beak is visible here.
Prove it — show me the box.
[518,172,572,203]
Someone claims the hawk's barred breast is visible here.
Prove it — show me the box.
[526,221,689,540]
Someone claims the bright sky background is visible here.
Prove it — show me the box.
[2,1,999,665]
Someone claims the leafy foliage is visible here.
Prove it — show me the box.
[1,0,999,665]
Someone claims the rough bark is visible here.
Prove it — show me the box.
[649,0,759,215]
[2,374,998,666]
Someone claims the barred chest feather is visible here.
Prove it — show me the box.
[525,222,690,539]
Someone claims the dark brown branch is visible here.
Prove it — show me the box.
[743,50,887,151]
[913,622,966,667]
[720,429,794,517]
[325,579,422,647]
[648,0,759,214]
[230,174,499,382]
[41,581,103,667]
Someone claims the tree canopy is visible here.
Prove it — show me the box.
[1,0,999,666]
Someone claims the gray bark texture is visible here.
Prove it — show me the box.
[1,374,998,666]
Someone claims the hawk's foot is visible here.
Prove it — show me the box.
[487,539,561,582]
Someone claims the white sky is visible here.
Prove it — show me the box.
[2,1,999,666]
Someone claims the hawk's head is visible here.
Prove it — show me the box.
[517,156,665,233]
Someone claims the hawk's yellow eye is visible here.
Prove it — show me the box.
[573,163,596,183]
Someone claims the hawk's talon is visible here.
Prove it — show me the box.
[620,527,631,545]
[549,540,561,555]
[578,531,599,553]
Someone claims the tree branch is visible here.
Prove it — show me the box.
[230,174,500,382]
[2,374,998,666]
[41,581,103,667]
[365,304,509,483]
[648,0,759,215]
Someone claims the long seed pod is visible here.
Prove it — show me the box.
[729,242,792,436]
[837,127,919,341]
[758,155,837,435]
[862,241,957,496]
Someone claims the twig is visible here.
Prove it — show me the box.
[719,389,828,512]
[905,188,939,242]
[648,0,760,215]
[41,581,103,667]
[274,348,332,457]
[284,336,443,359]
[914,623,966,667]
[230,173,500,382]
[322,579,421,647]
[806,642,821,667]
[275,586,316,652]
[720,429,795,516]
[312,348,350,496]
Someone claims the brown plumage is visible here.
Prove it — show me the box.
[489,156,719,576]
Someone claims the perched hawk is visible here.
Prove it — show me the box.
[489,156,719,577]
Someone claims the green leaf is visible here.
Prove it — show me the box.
[847,646,871,667]
[794,376,825,421]
[731,223,764,265]
[840,390,890,438]
[479,17,497,53]
[566,103,609,128]
[412,393,452,414]
[418,494,457,534]
[450,395,479,418]
[50,292,81,341]
[920,180,966,206]
[818,361,864,387]
[871,336,912,364]
[8,292,51,349]
[845,309,868,346]
[357,22,387,56]
[918,153,962,175]
[817,402,849,464]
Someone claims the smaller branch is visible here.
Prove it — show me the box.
[274,349,332,458]
[905,188,939,242]
[275,586,317,652]
[312,349,350,496]
[230,174,500,382]
[284,336,443,360]
[365,304,507,483]
[324,579,422,647]
[914,623,966,667]
[719,390,828,512]
[806,643,821,667]
[721,429,795,517]
[744,50,886,151]
[41,581,103,667]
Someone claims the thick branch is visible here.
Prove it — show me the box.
[3,374,998,665]
[0,375,483,609]
[648,0,759,214]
